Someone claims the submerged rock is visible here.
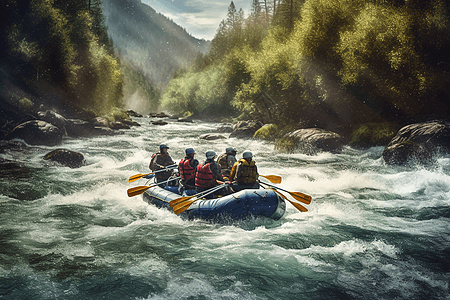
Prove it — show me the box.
[10,120,63,146]
[43,148,85,168]
[382,120,450,165]
[152,120,168,126]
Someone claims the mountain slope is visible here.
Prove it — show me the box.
[102,0,210,89]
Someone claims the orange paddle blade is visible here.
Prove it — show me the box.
[259,174,282,184]
[127,185,151,197]
[128,173,152,183]
[288,191,312,204]
[270,188,308,212]
[169,196,194,207]
[173,199,197,214]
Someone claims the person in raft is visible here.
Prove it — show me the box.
[228,150,259,190]
[149,144,175,184]
[195,150,223,198]
[178,147,199,193]
[216,146,237,180]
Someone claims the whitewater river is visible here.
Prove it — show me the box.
[1,117,449,300]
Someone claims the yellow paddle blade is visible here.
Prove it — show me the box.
[270,188,308,212]
[127,185,151,197]
[169,195,194,207]
[288,191,312,204]
[128,173,152,183]
[173,199,197,214]
[259,174,282,184]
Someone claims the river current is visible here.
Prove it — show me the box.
[1,117,449,299]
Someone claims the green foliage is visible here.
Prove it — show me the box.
[350,122,399,148]
[164,0,450,129]
[161,66,228,116]
[1,0,123,117]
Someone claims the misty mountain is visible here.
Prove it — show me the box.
[101,0,210,89]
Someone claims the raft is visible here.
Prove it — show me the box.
[142,185,286,222]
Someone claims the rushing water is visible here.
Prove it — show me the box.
[1,117,449,300]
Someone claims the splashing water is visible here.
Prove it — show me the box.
[1,118,449,300]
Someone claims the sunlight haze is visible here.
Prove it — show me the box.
[142,0,251,40]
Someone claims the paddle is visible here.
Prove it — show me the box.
[268,187,308,212]
[259,174,282,184]
[258,181,312,205]
[169,180,225,208]
[127,176,181,197]
[172,184,229,215]
[128,164,177,182]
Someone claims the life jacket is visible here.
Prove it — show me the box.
[217,153,229,169]
[195,160,215,187]
[235,158,257,184]
[179,158,196,181]
[149,153,158,171]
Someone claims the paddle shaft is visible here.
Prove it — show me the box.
[173,184,229,214]
[128,164,178,182]
[258,181,311,204]
[127,176,181,197]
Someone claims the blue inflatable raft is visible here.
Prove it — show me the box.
[142,185,286,222]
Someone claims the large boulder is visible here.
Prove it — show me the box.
[152,120,168,126]
[275,128,343,154]
[37,110,71,135]
[382,120,450,165]
[229,120,264,139]
[43,148,85,168]
[216,124,233,133]
[10,120,63,146]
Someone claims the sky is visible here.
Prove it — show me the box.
[141,0,251,40]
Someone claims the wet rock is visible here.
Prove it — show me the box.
[43,148,85,168]
[10,120,63,146]
[198,133,227,140]
[152,120,168,126]
[150,112,170,118]
[275,128,343,154]
[110,121,131,130]
[126,110,142,118]
[37,110,71,135]
[216,124,233,133]
[121,120,140,127]
[66,119,95,137]
[91,117,110,127]
[229,120,264,139]
[382,120,450,165]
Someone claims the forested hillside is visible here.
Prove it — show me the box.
[0,0,124,121]
[101,0,210,89]
[162,0,450,136]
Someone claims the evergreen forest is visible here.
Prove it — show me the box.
[1,0,125,120]
[162,0,450,138]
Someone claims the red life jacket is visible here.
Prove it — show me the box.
[195,160,215,187]
[179,158,196,181]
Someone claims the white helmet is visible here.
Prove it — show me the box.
[242,150,253,159]
[206,150,217,159]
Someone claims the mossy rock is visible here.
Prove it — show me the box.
[254,124,279,140]
[274,136,297,152]
[350,122,399,148]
